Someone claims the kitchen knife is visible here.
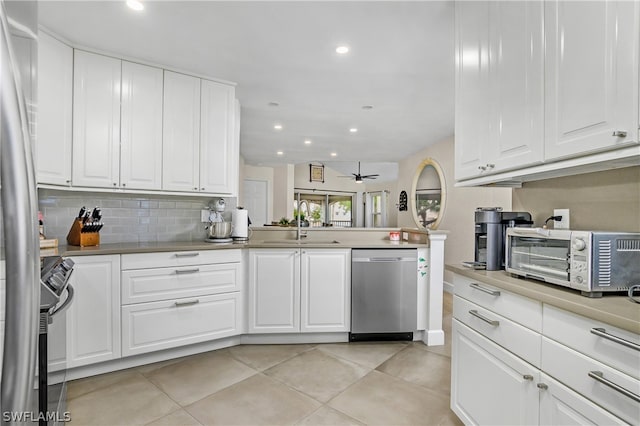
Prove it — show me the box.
[91,207,101,221]
[78,206,86,219]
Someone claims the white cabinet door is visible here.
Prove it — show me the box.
[248,249,300,333]
[545,0,639,160]
[300,249,350,332]
[120,61,163,190]
[72,50,121,188]
[199,79,236,194]
[454,1,490,180]
[539,373,626,426]
[451,319,539,426]
[162,71,200,192]
[37,31,73,186]
[66,255,121,368]
[488,0,544,171]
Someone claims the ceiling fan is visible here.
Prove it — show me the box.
[339,161,379,183]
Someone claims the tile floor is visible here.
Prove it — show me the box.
[66,292,461,425]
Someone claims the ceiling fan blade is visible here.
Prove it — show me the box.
[361,174,379,178]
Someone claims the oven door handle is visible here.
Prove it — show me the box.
[49,284,75,319]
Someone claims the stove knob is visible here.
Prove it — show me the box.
[575,276,584,284]
[572,238,586,251]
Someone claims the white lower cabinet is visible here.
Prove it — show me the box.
[122,292,240,357]
[248,249,350,334]
[538,373,627,426]
[451,319,540,425]
[66,255,121,368]
[452,272,635,425]
[120,250,242,357]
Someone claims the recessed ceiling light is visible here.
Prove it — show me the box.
[362,105,374,110]
[304,140,312,145]
[126,0,144,11]
[330,152,337,157]
[268,101,279,107]
[274,124,283,130]
[349,128,358,133]
[336,45,349,54]
[277,151,284,156]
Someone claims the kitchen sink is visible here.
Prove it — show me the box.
[262,240,341,245]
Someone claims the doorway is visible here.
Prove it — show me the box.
[243,179,269,227]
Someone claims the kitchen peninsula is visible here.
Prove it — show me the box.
[49,228,447,382]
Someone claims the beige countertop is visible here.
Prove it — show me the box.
[446,264,640,334]
[50,239,426,257]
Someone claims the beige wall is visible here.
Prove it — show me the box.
[394,136,512,283]
[273,164,294,221]
[513,166,640,232]
[293,163,363,192]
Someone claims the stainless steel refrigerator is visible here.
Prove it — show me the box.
[0,0,40,423]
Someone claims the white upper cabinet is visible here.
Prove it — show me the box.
[455,1,544,181]
[72,50,121,188]
[454,1,490,180]
[488,1,544,170]
[162,71,201,192]
[120,61,163,190]
[37,31,73,186]
[200,79,236,194]
[545,0,639,160]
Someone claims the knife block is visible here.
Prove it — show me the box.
[66,219,100,247]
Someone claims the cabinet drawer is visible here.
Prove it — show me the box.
[121,249,241,270]
[122,263,240,304]
[543,305,640,380]
[542,337,640,425]
[121,292,241,357]
[453,274,542,332]
[454,295,541,367]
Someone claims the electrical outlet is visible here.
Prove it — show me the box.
[201,209,211,222]
[554,209,570,229]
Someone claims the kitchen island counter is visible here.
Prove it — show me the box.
[446,264,640,334]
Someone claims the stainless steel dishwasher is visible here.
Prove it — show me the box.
[350,249,417,341]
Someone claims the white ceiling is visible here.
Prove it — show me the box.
[39,1,455,176]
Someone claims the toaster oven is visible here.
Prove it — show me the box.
[505,228,640,297]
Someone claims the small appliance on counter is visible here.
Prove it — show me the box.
[231,207,251,241]
[205,198,233,243]
[471,207,532,271]
[506,228,640,297]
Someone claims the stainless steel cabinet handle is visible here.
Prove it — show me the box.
[486,163,495,169]
[175,252,200,258]
[201,187,205,191]
[469,310,500,326]
[469,283,501,296]
[590,328,640,352]
[537,383,548,390]
[523,374,534,381]
[478,165,487,171]
[612,130,627,137]
[588,371,640,403]
[174,299,200,307]
[175,268,199,274]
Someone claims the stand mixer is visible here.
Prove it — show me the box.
[205,198,233,243]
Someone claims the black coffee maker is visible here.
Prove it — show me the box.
[474,207,532,271]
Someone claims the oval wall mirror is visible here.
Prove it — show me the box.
[410,158,446,230]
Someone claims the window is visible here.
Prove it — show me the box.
[293,192,354,227]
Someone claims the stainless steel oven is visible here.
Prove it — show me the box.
[39,256,75,425]
[506,228,640,297]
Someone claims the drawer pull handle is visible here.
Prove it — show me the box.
[175,268,200,275]
[590,327,640,352]
[175,252,200,258]
[588,371,640,403]
[469,310,500,326]
[536,383,548,390]
[523,374,534,381]
[469,283,501,296]
[175,299,200,307]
